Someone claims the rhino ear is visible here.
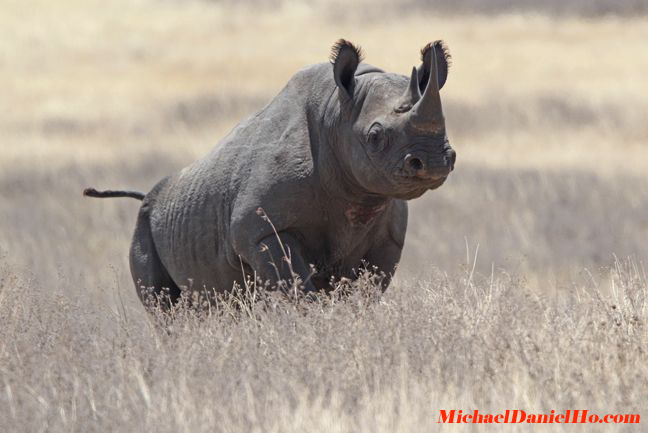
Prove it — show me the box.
[330,39,363,98]
[417,40,451,92]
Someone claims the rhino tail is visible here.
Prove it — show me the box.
[83,187,145,201]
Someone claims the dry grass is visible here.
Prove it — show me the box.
[1,261,646,432]
[1,0,647,430]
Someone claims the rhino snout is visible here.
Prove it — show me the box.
[403,148,455,180]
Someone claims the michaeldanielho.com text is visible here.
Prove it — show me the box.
[437,410,639,424]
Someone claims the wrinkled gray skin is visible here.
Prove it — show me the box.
[94,40,455,309]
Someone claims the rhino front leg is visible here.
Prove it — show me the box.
[363,237,404,292]
[242,232,318,293]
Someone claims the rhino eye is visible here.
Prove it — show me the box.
[367,124,385,150]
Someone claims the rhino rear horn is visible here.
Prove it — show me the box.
[330,39,363,98]
[395,67,422,113]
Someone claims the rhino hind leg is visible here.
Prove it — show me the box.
[129,203,180,311]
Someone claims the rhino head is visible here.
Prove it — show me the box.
[328,39,455,200]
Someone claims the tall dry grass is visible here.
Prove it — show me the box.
[1,260,646,432]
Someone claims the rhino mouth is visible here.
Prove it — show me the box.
[392,175,447,200]
[425,176,447,189]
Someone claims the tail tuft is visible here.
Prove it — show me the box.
[83,187,145,201]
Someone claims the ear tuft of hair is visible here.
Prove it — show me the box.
[420,40,452,68]
[330,39,364,64]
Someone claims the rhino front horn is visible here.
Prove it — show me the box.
[409,45,444,132]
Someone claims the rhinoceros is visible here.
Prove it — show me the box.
[85,39,455,308]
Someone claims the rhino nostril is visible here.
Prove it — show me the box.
[446,149,456,168]
[408,157,424,172]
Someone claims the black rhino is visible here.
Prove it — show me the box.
[85,39,455,308]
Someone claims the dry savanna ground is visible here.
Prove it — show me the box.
[1,0,647,431]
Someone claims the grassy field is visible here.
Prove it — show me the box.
[1,0,647,431]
